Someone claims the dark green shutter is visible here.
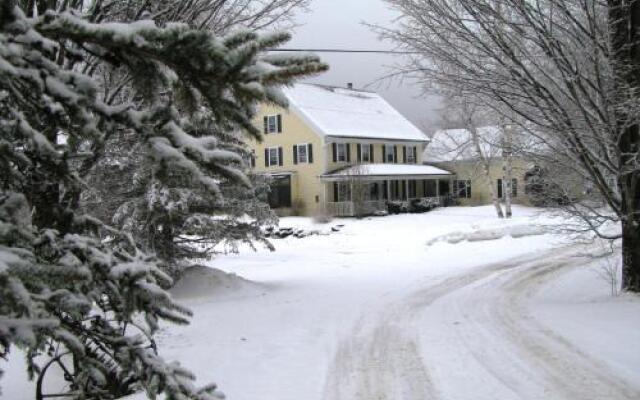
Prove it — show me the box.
[278,147,283,166]
[381,145,386,163]
[357,143,362,162]
[332,143,337,162]
[277,115,282,133]
[393,146,397,163]
[264,148,269,167]
[293,145,298,164]
[333,182,338,201]
[308,144,313,163]
[403,146,407,163]
[370,144,374,162]
[346,143,351,162]
[263,116,268,134]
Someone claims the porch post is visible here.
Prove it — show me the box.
[323,181,328,214]
[350,180,354,216]
[405,179,409,200]
[435,179,440,198]
[386,179,391,200]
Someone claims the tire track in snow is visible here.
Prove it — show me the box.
[423,246,640,400]
[322,246,640,400]
[321,252,546,400]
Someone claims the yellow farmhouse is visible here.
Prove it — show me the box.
[248,84,453,217]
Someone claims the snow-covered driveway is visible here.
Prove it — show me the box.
[2,206,639,400]
[323,244,639,400]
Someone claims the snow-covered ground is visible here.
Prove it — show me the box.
[2,206,639,400]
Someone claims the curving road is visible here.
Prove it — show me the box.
[321,246,640,400]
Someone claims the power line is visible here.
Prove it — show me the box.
[266,48,420,54]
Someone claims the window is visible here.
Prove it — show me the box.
[263,114,282,134]
[497,178,517,198]
[265,146,282,167]
[333,182,351,202]
[408,180,417,198]
[359,144,371,162]
[405,146,417,164]
[424,180,437,197]
[294,143,313,164]
[245,150,256,168]
[337,143,348,162]
[298,144,308,163]
[455,180,472,198]
[384,145,395,163]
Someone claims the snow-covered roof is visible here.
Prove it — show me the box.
[282,84,429,142]
[423,126,503,163]
[321,163,452,180]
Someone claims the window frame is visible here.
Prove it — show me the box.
[296,143,310,164]
[336,143,348,162]
[406,145,417,164]
[265,115,280,134]
[267,146,279,167]
[385,145,395,163]
[361,143,371,162]
[455,179,472,198]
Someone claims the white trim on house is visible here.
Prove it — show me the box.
[321,163,453,182]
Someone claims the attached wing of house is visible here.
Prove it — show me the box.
[249,83,454,216]
[424,126,537,206]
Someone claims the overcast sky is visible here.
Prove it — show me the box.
[285,0,442,133]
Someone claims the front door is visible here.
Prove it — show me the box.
[268,176,292,208]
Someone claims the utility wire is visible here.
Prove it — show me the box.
[266,48,420,54]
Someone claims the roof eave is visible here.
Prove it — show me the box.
[320,173,453,182]
[325,134,430,143]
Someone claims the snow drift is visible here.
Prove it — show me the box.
[170,265,264,299]
[427,224,548,246]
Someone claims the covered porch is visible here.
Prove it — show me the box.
[321,164,454,217]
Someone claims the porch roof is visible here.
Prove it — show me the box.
[320,163,453,181]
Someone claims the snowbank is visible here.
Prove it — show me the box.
[427,223,548,245]
[170,265,264,299]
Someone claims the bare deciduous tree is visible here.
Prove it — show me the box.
[380,0,640,292]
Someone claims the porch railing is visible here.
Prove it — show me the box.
[327,196,451,217]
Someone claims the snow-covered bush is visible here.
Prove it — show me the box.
[0,2,325,398]
[410,198,439,213]
[386,200,410,214]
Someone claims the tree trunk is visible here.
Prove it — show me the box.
[502,125,513,218]
[609,0,640,292]
[469,125,504,218]
[621,219,640,292]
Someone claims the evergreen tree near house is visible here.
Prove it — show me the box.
[0,2,326,399]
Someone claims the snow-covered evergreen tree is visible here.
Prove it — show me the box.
[0,1,326,398]
[66,0,307,274]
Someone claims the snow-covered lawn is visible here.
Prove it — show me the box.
[3,206,639,400]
